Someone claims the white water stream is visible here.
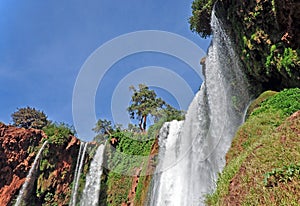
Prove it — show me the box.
[70,141,88,206]
[80,144,105,206]
[15,141,48,206]
[149,7,251,206]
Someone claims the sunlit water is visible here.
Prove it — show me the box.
[80,144,105,206]
[70,142,87,206]
[148,7,251,206]
[15,141,48,206]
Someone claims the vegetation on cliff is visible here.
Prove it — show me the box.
[189,0,215,38]
[191,1,300,204]
[0,81,184,206]
[206,88,300,205]
[0,107,84,206]
[190,0,300,90]
[95,84,184,206]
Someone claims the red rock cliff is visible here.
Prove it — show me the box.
[0,123,81,206]
[0,123,46,205]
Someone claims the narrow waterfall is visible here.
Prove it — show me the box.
[80,144,105,206]
[149,7,251,206]
[15,141,48,206]
[149,120,184,205]
[70,142,88,206]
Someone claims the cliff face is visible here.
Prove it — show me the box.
[0,123,46,205]
[33,135,80,205]
[217,0,300,91]
[0,123,80,206]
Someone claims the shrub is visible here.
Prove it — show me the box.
[251,88,300,117]
[43,122,75,145]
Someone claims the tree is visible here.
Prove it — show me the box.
[189,0,215,38]
[127,123,141,133]
[152,104,185,122]
[11,106,48,129]
[93,119,114,136]
[127,84,166,132]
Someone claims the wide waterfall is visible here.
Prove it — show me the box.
[80,144,105,206]
[15,141,48,206]
[148,7,251,206]
[70,142,88,206]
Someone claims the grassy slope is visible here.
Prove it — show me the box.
[207,88,300,205]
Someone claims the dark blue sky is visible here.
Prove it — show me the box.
[0,0,210,139]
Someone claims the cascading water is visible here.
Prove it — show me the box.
[149,120,184,205]
[70,142,88,206]
[80,144,105,206]
[149,6,251,206]
[15,141,48,206]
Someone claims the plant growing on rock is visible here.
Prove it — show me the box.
[43,122,75,145]
[189,0,215,38]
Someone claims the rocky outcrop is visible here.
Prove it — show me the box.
[0,123,81,205]
[0,123,46,205]
[122,168,142,206]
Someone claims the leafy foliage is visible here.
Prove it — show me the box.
[219,0,300,89]
[94,83,185,205]
[152,104,185,123]
[43,122,75,145]
[251,88,300,117]
[264,163,300,187]
[36,123,77,205]
[189,0,215,38]
[93,119,124,143]
[103,105,184,205]
[127,84,184,132]
[93,119,114,135]
[11,106,48,129]
[265,45,300,77]
[127,123,141,133]
[245,90,278,120]
[127,84,165,131]
[93,119,114,143]
[105,130,154,205]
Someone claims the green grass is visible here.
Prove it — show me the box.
[206,88,300,205]
[245,90,278,119]
[252,88,300,117]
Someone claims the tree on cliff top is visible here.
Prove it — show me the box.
[93,119,124,143]
[11,106,48,129]
[127,84,166,132]
[93,119,114,136]
[189,0,215,38]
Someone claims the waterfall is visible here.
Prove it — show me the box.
[149,7,251,206]
[80,144,105,206]
[70,142,88,206]
[149,120,184,205]
[14,141,48,206]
